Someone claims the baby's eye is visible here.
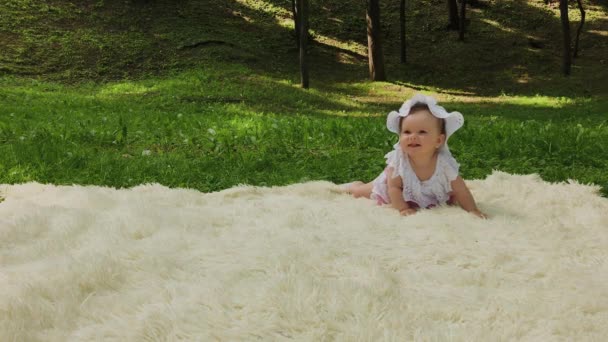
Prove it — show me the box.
[403,130,411,134]
[419,130,428,134]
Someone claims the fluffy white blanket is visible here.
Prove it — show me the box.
[1,171,607,341]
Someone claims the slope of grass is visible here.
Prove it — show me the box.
[1,0,606,95]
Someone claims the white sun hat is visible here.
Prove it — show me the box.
[386,93,464,142]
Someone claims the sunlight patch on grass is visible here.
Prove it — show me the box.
[498,95,577,108]
[588,30,608,38]
[325,79,600,116]
[393,81,477,97]
[231,10,255,23]
[278,17,294,28]
[479,19,517,33]
[235,0,291,20]
[313,33,367,56]
[98,83,158,97]
[438,95,588,112]
[0,81,87,104]
[234,0,367,60]
[316,109,381,117]
[270,18,367,62]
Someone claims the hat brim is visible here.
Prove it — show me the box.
[386,94,464,141]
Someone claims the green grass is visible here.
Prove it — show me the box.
[1,0,607,96]
[1,63,607,195]
[0,0,607,196]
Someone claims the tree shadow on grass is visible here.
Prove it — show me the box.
[1,0,606,100]
[381,0,607,97]
[254,0,607,98]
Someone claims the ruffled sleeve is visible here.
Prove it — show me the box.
[384,143,405,179]
[437,150,460,192]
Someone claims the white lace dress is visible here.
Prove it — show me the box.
[371,145,460,208]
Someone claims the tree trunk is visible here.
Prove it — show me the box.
[559,0,571,75]
[574,0,585,58]
[459,0,466,41]
[447,0,460,30]
[297,0,309,88]
[292,0,299,48]
[367,0,386,81]
[400,0,406,63]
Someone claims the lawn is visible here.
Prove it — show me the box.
[0,0,607,195]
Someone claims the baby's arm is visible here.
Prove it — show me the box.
[386,167,416,216]
[450,176,487,218]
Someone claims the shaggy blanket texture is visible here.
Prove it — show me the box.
[1,171,607,341]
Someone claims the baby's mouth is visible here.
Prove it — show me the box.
[408,143,421,148]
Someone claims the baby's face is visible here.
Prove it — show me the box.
[399,110,446,158]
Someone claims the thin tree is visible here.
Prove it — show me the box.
[291,0,300,48]
[573,0,585,58]
[447,0,460,30]
[400,0,407,63]
[459,0,466,41]
[295,0,310,88]
[559,0,571,75]
[367,0,386,81]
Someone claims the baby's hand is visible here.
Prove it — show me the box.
[470,209,488,219]
[400,208,417,216]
